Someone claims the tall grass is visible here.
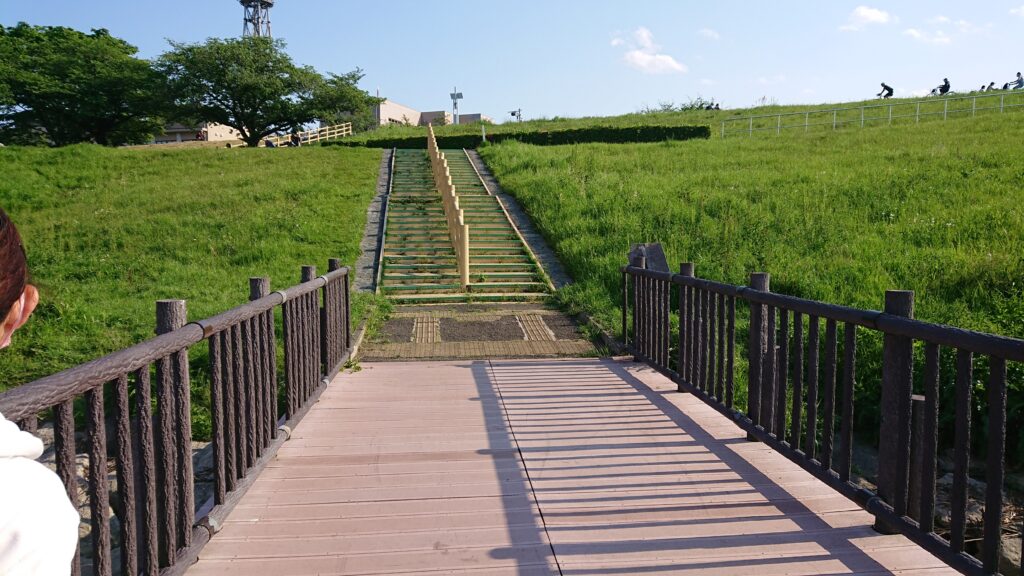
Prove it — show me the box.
[0,144,381,389]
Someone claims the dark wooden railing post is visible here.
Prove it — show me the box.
[678,263,694,391]
[747,273,769,437]
[156,299,188,567]
[875,290,914,534]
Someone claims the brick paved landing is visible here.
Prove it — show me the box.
[186,359,954,576]
[361,305,597,360]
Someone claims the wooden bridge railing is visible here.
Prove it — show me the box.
[426,124,470,289]
[622,254,1024,576]
[0,260,353,576]
[265,122,353,147]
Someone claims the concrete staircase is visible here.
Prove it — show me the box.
[379,148,550,304]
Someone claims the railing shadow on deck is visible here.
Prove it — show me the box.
[0,260,353,576]
[484,358,907,575]
[467,360,560,575]
[622,251,1024,576]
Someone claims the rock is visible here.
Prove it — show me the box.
[1000,534,1021,576]
[934,472,991,527]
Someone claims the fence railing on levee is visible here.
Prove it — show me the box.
[621,252,1024,576]
[427,124,470,289]
[0,260,353,576]
[266,122,353,146]
[721,90,1024,138]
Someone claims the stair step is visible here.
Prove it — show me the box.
[469,282,549,293]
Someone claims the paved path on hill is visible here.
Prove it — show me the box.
[186,358,952,576]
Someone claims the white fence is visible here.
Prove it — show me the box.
[721,91,1024,138]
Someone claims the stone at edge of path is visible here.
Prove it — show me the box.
[353,148,392,293]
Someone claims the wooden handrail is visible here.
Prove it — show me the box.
[427,125,470,289]
[0,261,354,575]
[265,122,353,147]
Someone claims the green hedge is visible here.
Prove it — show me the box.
[326,125,711,149]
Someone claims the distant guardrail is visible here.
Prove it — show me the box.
[721,91,1024,138]
[266,122,352,146]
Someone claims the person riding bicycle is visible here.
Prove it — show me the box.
[931,78,951,96]
[1010,72,1024,90]
[877,82,894,99]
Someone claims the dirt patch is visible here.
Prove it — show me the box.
[542,314,585,340]
[440,316,524,342]
[380,317,414,343]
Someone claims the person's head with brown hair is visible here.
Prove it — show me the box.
[0,208,38,349]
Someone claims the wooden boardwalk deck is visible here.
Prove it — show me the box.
[186,358,955,575]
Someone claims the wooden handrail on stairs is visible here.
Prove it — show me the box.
[426,125,470,289]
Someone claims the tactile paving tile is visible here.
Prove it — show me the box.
[412,316,441,343]
[517,314,556,342]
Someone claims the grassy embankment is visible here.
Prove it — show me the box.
[480,111,1024,462]
[0,144,382,434]
[344,92,1023,144]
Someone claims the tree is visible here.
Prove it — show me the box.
[0,23,167,146]
[157,37,378,147]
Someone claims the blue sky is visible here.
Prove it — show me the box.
[2,1,1023,122]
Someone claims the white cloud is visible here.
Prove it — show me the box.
[840,6,892,31]
[954,19,985,34]
[697,28,720,40]
[928,15,951,24]
[757,74,787,86]
[1011,5,1024,17]
[904,28,951,45]
[612,27,688,75]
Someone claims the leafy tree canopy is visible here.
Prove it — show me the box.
[157,37,379,147]
[0,23,167,146]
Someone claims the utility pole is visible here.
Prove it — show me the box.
[450,88,463,125]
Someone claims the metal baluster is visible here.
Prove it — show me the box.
[838,323,856,481]
[919,343,940,532]
[805,316,820,459]
[950,349,972,553]
[775,310,789,441]
[726,296,736,409]
[761,306,777,434]
[790,313,804,450]
[821,320,838,470]
[982,357,1007,572]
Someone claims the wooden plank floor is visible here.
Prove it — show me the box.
[186,358,956,576]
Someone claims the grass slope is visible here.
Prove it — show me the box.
[0,144,380,389]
